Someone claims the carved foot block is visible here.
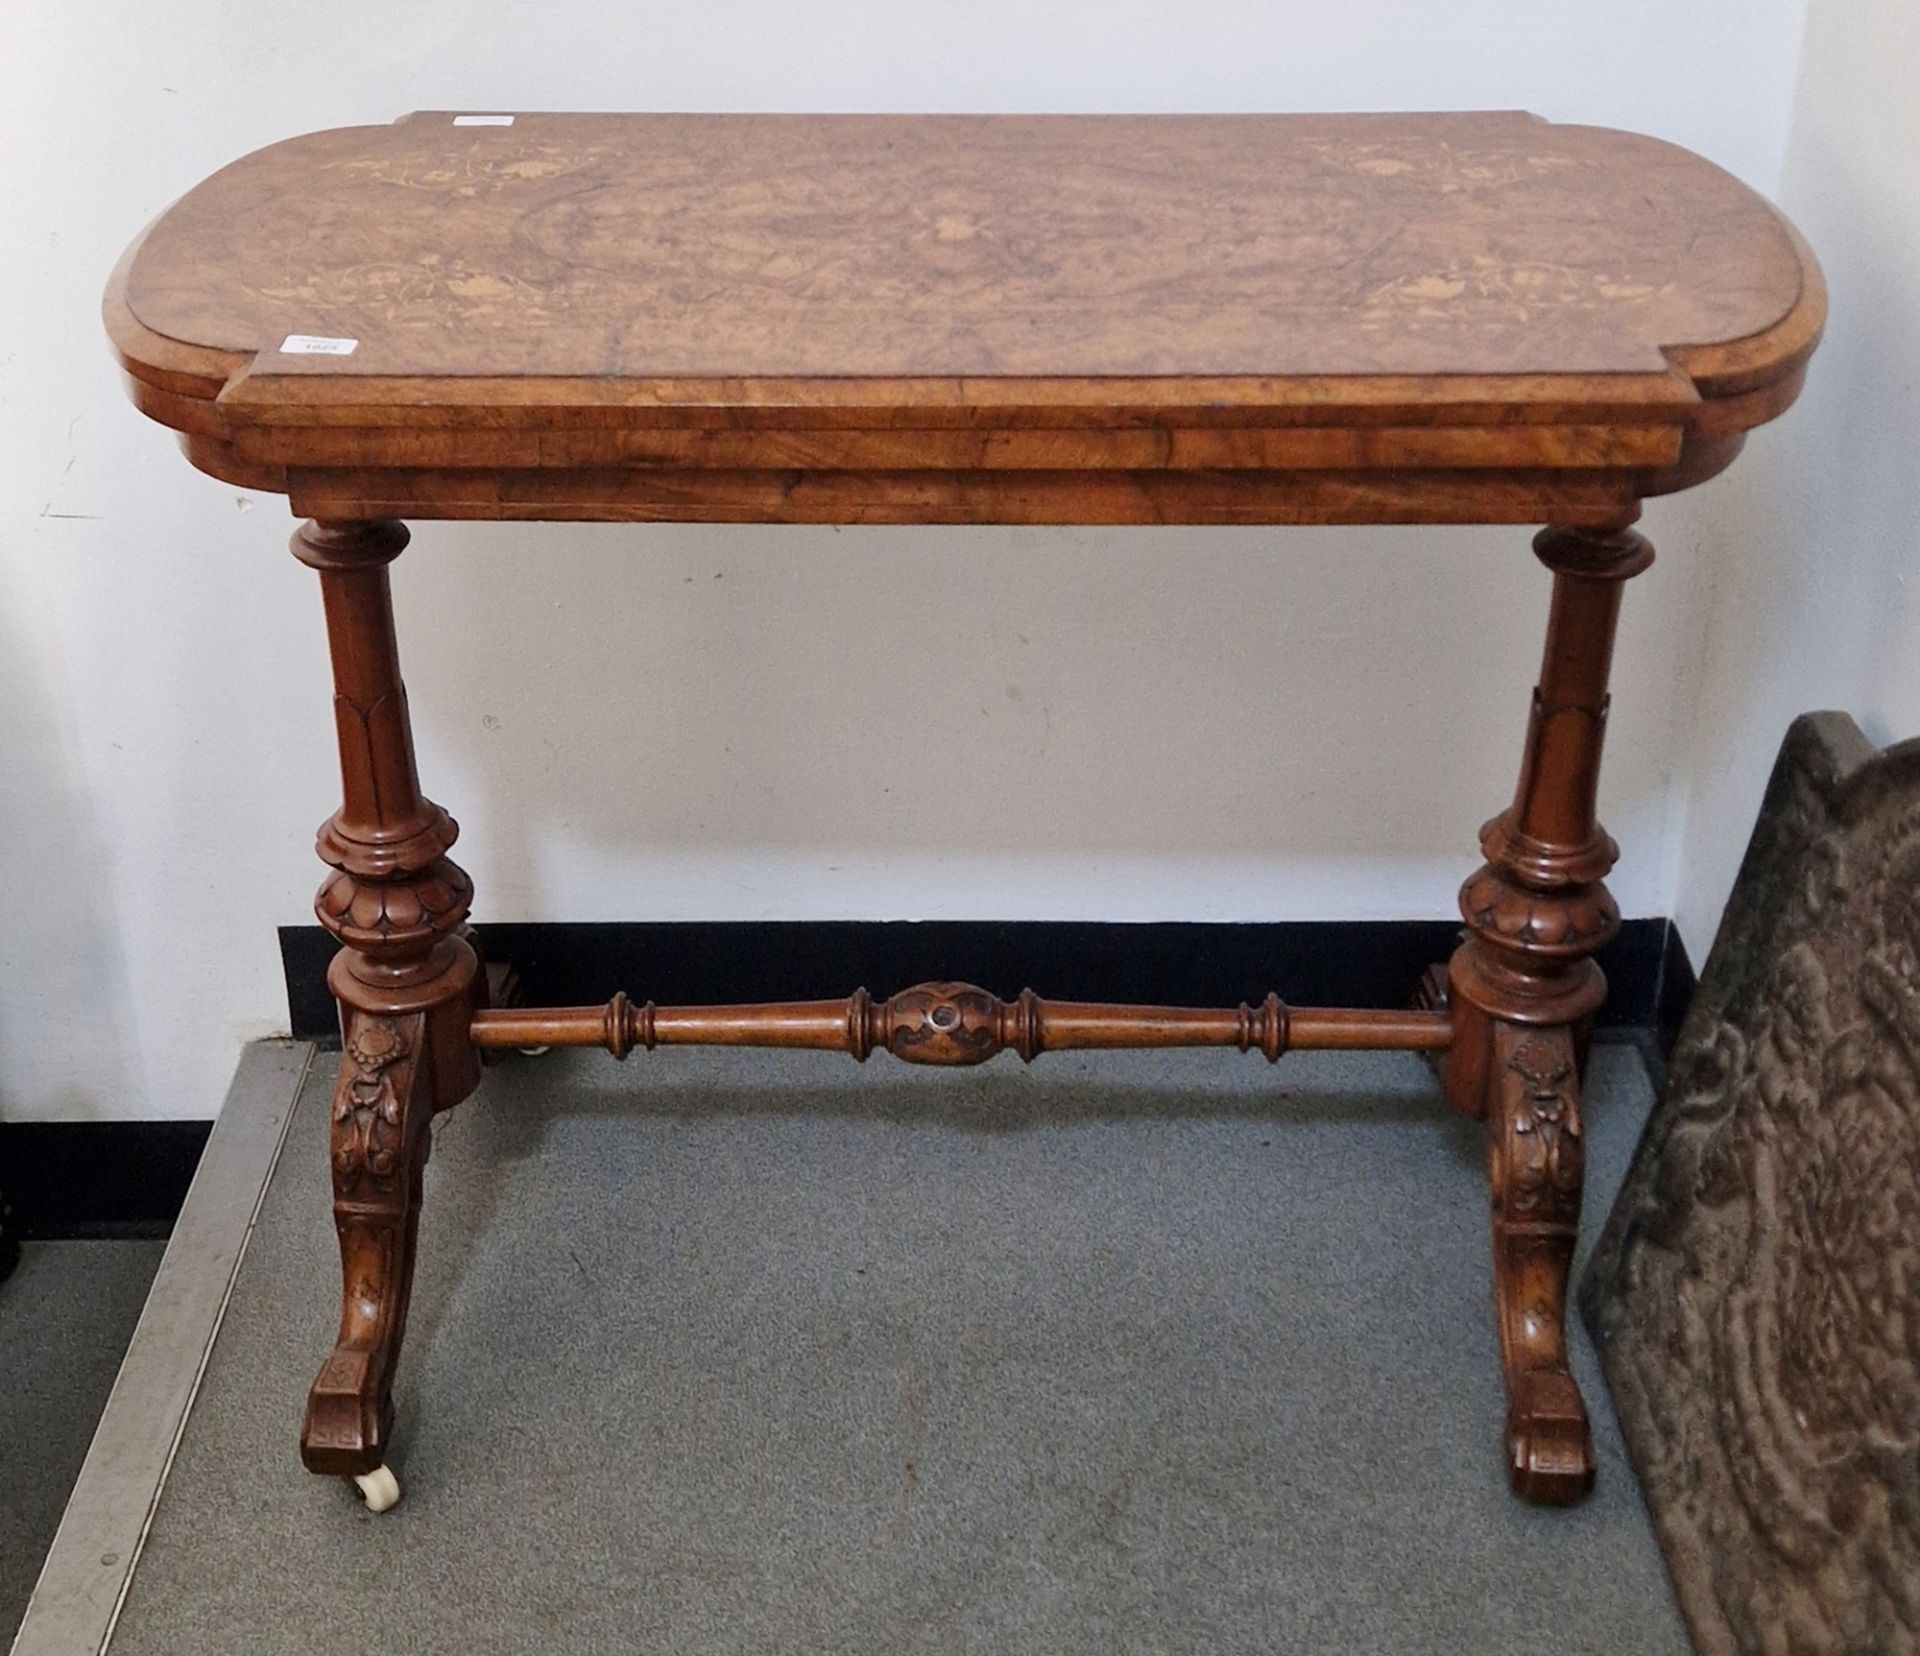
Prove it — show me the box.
[302,1346,394,1476]
[1505,1369,1595,1505]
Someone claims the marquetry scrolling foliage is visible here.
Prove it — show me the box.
[1586,714,1920,1655]
[119,113,1808,382]
[104,113,1824,528]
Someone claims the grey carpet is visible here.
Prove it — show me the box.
[0,1239,164,1644]
[109,1044,1686,1655]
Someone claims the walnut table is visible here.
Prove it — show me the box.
[104,112,1823,1512]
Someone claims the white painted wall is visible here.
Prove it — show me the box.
[0,0,1810,1120]
[1674,0,1920,948]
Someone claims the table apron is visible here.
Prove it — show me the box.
[277,463,1679,527]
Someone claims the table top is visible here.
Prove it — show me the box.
[106,112,1823,527]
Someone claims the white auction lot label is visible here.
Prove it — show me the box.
[453,115,515,126]
[278,335,359,356]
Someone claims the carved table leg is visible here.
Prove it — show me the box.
[304,1010,434,1485]
[1441,522,1653,1504]
[292,520,482,1496]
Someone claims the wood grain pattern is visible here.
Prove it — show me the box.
[104,111,1823,525]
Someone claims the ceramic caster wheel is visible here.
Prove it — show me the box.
[352,1465,402,1513]
[517,1045,551,1058]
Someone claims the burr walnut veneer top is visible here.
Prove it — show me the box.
[105,112,1824,525]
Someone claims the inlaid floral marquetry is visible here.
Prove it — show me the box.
[106,112,1822,526]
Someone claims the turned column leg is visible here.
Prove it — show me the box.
[1442,522,1653,1505]
[292,519,482,1490]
